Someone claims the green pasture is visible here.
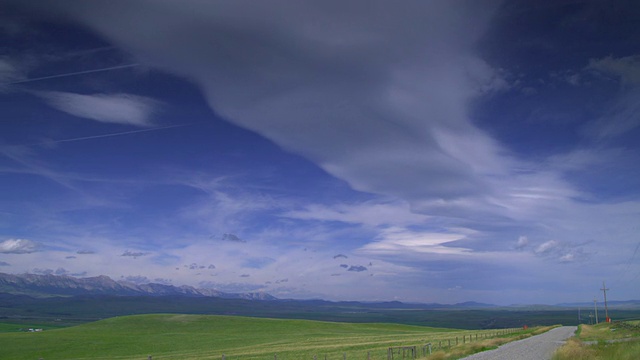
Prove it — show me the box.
[0,314,519,360]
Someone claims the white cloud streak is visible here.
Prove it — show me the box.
[37,91,159,127]
[5,63,139,85]
[0,239,40,254]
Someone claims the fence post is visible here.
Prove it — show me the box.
[343,352,346,360]
[222,355,225,360]
[275,354,277,360]
[148,356,152,360]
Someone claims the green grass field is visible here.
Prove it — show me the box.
[0,314,524,360]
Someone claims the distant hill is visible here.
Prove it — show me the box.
[0,272,275,300]
[555,299,640,309]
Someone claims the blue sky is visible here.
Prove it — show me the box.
[1,0,639,305]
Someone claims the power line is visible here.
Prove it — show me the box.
[601,281,610,323]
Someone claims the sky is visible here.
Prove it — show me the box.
[0,0,639,305]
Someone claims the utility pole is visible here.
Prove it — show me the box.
[593,298,599,324]
[601,281,610,322]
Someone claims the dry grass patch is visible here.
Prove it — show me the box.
[552,338,595,360]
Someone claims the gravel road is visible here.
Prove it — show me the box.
[459,326,577,360]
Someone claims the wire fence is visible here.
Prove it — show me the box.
[139,328,522,360]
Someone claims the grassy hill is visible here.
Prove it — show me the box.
[0,314,521,360]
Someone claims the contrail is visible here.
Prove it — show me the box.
[25,122,205,146]
[4,63,140,85]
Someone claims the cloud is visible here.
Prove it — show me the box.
[582,89,640,140]
[283,200,429,227]
[333,254,348,259]
[242,257,275,269]
[0,57,23,89]
[33,267,69,275]
[36,91,159,127]
[199,281,263,293]
[359,227,472,257]
[587,55,640,85]
[531,239,590,264]
[122,275,150,284]
[219,233,246,243]
[534,240,558,254]
[40,0,505,212]
[347,265,368,272]
[0,261,10,266]
[153,278,172,285]
[577,55,640,140]
[515,236,529,250]
[185,263,205,270]
[77,250,95,254]
[0,239,40,254]
[121,250,148,258]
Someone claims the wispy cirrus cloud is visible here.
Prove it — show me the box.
[587,54,640,85]
[0,57,24,89]
[37,91,160,127]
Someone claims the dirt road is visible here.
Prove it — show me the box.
[459,326,577,360]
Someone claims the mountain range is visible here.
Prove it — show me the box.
[0,272,275,300]
[2,272,639,311]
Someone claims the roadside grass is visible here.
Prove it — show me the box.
[0,314,531,360]
[553,322,640,360]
